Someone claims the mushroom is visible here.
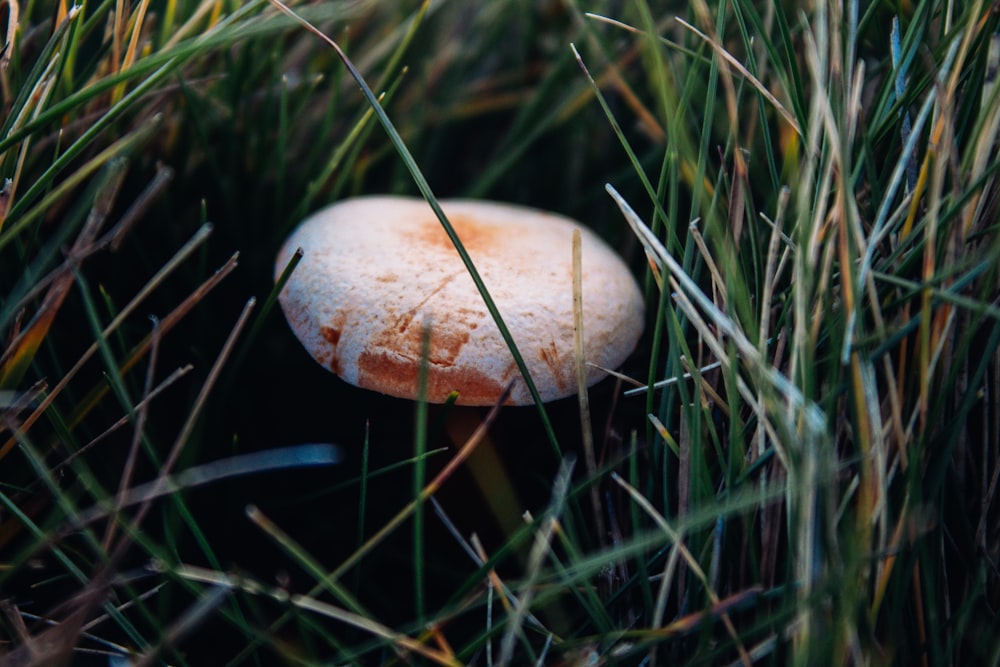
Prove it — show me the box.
[274,195,644,405]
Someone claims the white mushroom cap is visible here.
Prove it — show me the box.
[275,196,644,405]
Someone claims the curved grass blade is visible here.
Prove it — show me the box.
[264,0,560,457]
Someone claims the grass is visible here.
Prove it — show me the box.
[1,0,999,665]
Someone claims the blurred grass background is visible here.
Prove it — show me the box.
[1,0,999,664]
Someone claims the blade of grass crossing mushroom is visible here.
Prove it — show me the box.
[414,321,431,626]
[572,229,604,546]
[266,0,559,455]
[572,39,693,456]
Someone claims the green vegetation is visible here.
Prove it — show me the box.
[1,0,998,664]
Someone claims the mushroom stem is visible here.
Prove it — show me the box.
[443,409,524,542]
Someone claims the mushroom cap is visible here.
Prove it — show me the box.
[275,196,644,405]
